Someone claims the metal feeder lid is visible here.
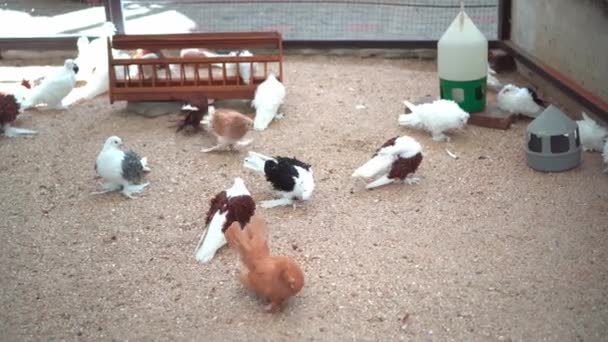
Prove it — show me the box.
[527,105,577,135]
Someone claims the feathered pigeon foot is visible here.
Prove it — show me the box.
[121,182,149,199]
[404,175,420,185]
[260,197,294,208]
[365,175,396,190]
[432,132,450,142]
[201,143,230,153]
[91,182,122,195]
[275,112,285,120]
[1,125,38,137]
[140,157,151,172]
[236,139,253,148]
[264,302,282,313]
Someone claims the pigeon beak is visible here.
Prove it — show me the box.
[73,65,79,74]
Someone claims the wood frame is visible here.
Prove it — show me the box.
[107,31,283,103]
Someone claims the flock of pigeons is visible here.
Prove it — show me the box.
[1,30,607,311]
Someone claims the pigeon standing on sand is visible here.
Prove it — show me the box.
[0,91,37,137]
[94,136,151,199]
[201,105,254,153]
[194,177,256,264]
[20,59,79,110]
[243,151,315,208]
[399,99,469,142]
[252,73,286,131]
[496,84,547,118]
[352,135,423,190]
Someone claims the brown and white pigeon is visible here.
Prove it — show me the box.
[0,90,37,137]
[201,105,254,152]
[194,177,256,263]
[352,135,423,189]
[94,136,151,199]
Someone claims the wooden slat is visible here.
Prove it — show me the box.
[111,32,281,50]
[111,55,280,65]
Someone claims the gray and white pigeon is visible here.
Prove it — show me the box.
[94,136,151,199]
[20,59,79,110]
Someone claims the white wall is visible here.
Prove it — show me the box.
[511,0,608,102]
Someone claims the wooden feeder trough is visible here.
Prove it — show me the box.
[107,31,284,103]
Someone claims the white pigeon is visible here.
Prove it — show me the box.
[602,139,608,173]
[237,50,255,85]
[399,99,470,142]
[194,177,256,264]
[94,136,151,199]
[576,112,608,152]
[487,66,502,91]
[74,22,117,82]
[20,59,79,110]
[352,135,423,189]
[497,84,545,118]
[252,73,286,131]
[243,151,314,208]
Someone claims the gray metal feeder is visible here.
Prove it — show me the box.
[525,105,581,172]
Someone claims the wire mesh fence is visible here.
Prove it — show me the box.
[123,0,499,40]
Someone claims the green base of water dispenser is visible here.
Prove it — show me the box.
[440,77,487,113]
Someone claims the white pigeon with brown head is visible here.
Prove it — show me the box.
[194,177,256,264]
[352,135,423,190]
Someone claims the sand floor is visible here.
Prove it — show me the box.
[1,55,607,341]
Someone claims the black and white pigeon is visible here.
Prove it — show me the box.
[497,84,547,118]
[243,151,314,208]
[352,135,423,190]
[94,136,151,199]
[194,177,256,263]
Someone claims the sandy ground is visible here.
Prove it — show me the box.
[1,56,607,341]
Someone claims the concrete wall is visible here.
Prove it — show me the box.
[511,0,608,102]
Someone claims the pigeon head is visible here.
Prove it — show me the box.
[103,136,123,150]
[64,59,79,74]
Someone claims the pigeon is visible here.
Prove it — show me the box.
[243,151,315,208]
[496,84,547,118]
[352,135,423,190]
[399,99,470,142]
[74,22,117,82]
[252,73,286,131]
[603,139,608,173]
[487,66,502,91]
[237,50,255,85]
[175,98,209,133]
[576,112,608,152]
[20,59,79,110]
[194,177,256,264]
[201,105,254,153]
[94,136,151,199]
[0,92,37,137]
